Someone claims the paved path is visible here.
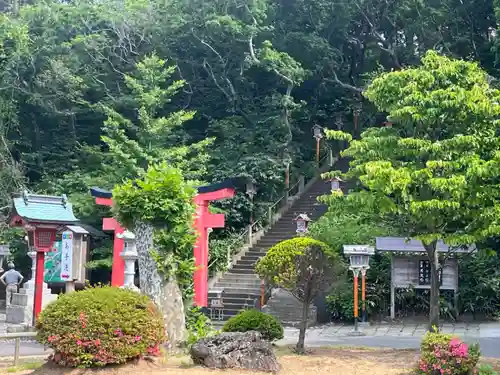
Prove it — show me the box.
[276,322,500,358]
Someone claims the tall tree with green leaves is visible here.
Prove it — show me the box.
[47,53,211,216]
[325,51,500,330]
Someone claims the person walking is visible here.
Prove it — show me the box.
[0,262,23,307]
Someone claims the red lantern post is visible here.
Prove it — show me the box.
[343,245,375,335]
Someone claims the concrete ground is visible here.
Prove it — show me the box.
[277,322,500,358]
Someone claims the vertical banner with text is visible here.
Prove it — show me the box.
[60,231,73,281]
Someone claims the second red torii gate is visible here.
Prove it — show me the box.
[90,179,241,307]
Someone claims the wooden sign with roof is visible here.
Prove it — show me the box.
[9,190,80,321]
[375,237,475,320]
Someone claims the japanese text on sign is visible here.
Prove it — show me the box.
[60,231,73,280]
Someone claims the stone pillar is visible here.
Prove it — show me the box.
[6,251,57,325]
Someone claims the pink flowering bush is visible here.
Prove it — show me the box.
[36,286,166,368]
[417,331,480,375]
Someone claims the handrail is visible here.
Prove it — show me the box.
[0,332,39,367]
[221,149,335,268]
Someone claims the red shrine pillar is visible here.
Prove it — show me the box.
[192,188,235,307]
[94,197,125,287]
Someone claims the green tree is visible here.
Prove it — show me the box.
[325,51,500,330]
[255,237,345,353]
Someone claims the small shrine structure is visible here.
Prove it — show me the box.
[90,177,246,307]
[9,191,80,323]
[375,237,475,320]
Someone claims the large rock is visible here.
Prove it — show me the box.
[190,331,281,373]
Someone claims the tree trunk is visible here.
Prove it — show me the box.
[134,220,186,348]
[426,241,440,332]
[295,300,309,354]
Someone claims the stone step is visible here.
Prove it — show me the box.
[214,283,261,290]
[209,296,260,305]
[239,256,262,263]
[231,260,258,267]
[220,273,260,279]
[232,261,258,268]
[213,285,260,296]
[228,268,256,274]
[208,289,260,300]
[215,279,260,286]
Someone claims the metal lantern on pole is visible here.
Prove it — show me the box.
[246,180,257,225]
[117,230,139,292]
[343,245,375,333]
[284,156,291,201]
[353,103,362,132]
[294,213,312,235]
[312,124,323,166]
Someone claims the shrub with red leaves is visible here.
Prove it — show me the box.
[36,286,166,368]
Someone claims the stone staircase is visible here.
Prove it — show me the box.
[207,176,333,323]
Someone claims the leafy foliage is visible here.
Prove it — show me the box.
[222,309,284,342]
[36,286,165,368]
[325,51,500,329]
[0,0,499,319]
[256,237,345,352]
[184,306,216,348]
[113,163,196,300]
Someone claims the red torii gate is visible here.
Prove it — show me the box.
[90,179,240,307]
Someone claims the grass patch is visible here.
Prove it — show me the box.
[5,361,43,373]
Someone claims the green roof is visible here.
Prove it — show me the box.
[12,191,79,224]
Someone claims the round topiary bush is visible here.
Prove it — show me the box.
[36,286,166,368]
[222,309,284,341]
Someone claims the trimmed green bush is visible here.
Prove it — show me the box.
[36,286,166,368]
[222,309,284,341]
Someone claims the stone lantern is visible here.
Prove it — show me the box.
[329,176,343,192]
[294,213,312,235]
[117,230,139,292]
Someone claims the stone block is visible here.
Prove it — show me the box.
[6,285,57,325]
[6,305,26,324]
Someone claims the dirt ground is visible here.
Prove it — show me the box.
[1,348,499,375]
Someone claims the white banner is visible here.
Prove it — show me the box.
[60,231,73,281]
